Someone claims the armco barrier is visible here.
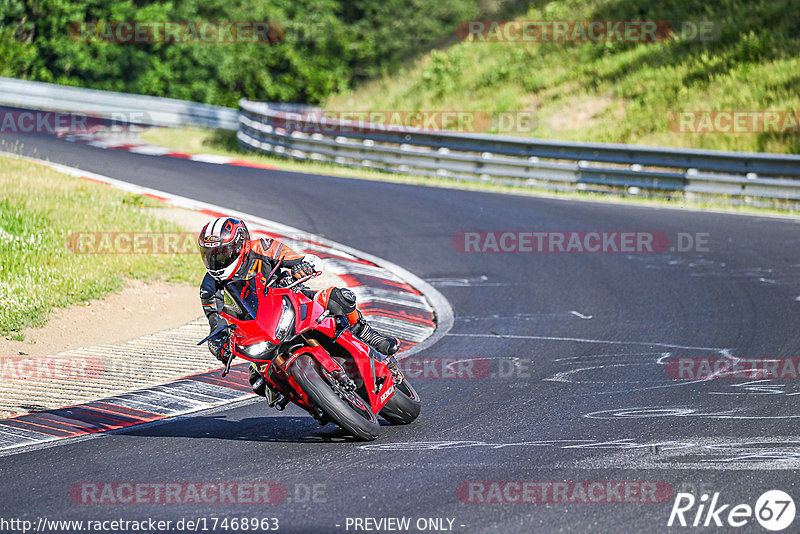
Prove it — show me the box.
[237,99,800,203]
[0,77,239,130]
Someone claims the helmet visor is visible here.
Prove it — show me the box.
[201,241,241,273]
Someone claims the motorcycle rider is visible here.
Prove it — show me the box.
[197,216,400,396]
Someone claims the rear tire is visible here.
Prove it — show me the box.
[290,355,380,441]
[379,379,421,424]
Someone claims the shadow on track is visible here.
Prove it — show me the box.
[118,414,396,444]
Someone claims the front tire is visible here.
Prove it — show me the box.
[290,355,380,441]
[379,379,421,424]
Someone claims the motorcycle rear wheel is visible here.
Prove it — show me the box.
[379,379,421,425]
[290,355,380,441]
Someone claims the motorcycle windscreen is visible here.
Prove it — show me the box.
[223,278,259,321]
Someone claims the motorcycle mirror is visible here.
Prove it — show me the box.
[197,323,229,346]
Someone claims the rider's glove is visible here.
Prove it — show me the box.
[291,261,315,280]
[276,273,294,287]
[207,330,229,362]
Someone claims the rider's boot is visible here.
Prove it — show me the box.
[349,311,403,382]
[349,310,399,356]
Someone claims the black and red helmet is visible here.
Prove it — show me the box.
[198,217,251,281]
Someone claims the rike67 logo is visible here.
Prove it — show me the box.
[668,490,795,531]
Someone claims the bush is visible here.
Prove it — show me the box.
[0,0,504,105]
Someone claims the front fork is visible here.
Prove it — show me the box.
[262,341,344,408]
[249,361,291,410]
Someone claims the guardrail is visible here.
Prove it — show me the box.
[0,77,239,130]
[238,99,800,203]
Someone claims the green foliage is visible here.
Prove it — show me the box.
[6,0,796,152]
[420,49,467,97]
[327,0,800,153]
[0,0,496,105]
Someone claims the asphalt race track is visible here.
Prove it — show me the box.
[2,132,800,533]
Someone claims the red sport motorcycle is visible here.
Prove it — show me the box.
[198,259,420,441]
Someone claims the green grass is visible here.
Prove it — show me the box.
[140,126,800,217]
[0,156,205,333]
[325,0,800,154]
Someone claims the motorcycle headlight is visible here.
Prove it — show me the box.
[241,340,276,359]
[275,297,296,341]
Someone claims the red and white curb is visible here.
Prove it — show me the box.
[63,132,278,170]
[0,151,453,455]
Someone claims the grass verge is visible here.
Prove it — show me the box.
[0,155,205,333]
[140,127,800,218]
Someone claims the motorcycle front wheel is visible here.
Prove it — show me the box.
[290,354,380,441]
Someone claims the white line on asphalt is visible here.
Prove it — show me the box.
[446,332,725,351]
